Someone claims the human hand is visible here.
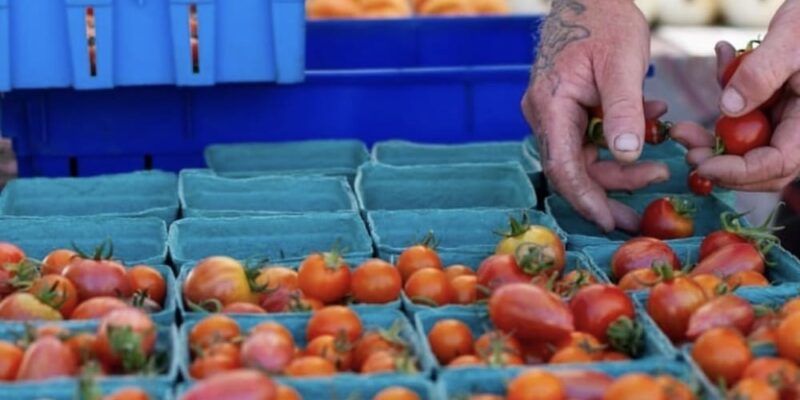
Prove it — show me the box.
[672,1,800,192]
[522,0,668,232]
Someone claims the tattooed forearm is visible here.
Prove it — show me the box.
[531,0,591,95]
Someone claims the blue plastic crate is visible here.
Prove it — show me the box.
[356,162,537,211]
[179,169,359,217]
[0,171,178,222]
[0,322,179,387]
[0,0,304,91]
[545,193,737,249]
[176,259,402,322]
[168,213,374,267]
[366,208,564,268]
[0,216,167,265]
[204,140,370,179]
[179,309,432,381]
[585,241,800,288]
[436,358,707,399]
[6,380,173,400]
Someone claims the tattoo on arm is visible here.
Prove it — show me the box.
[532,0,591,95]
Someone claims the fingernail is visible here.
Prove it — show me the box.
[722,88,745,113]
[613,133,641,152]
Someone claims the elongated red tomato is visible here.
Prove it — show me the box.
[16,336,78,381]
[691,243,764,278]
[647,271,708,342]
[476,255,529,296]
[610,237,681,281]
[63,258,131,301]
[182,370,277,400]
[640,197,695,240]
[699,231,748,261]
[685,294,755,340]
[716,111,771,156]
[488,283,574,342]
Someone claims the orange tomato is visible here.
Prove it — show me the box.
[396,242,442,283]
[0,340,22,380]
[729,378,779,400]
[361,351,402,374]
[474,331,522,361]
[353,331,405,372]
[507,369,565,400]
[373,387,420,400]
[284,356,337,377]
[444,265,475,282]
[305,334,353,371]
[603,374,665,400]
[306,306,363,344]
[276,385,302,400]
[448,355,485,368]
[127,265,167,304]
[726,270,769,288]
[190,315,241,349]
[450,275,478,305]
[28,275,79,318]
[189,354,240,379]
[351,259,402,304]
[221,302,266,314]
[743,357,799,387]
[427,319,474,365]
[691,327,752,385]
[298,252,351,305]
[549,346,598,364]
[65,333,98,363]
[41,249,77,276]
[691,274,725,299]
[654,375,695,400]
[778,313,800,364]
[404,268,452,306]
[782,298,800,317]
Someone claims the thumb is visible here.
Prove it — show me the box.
[721,36,796,116]
[596,56,647,163]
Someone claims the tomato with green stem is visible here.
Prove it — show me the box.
[692,242,765,278]
[305,334,353,371]
[640,197,696,240]
[476,254,530,296]
[183,256,261,311]
[28,275,78,318]
[63,242,131,301]
[569,284,643,357]
[190,314,241,350]
[404,268,452,307]
[611,237,681,282]
[647,264,708,342]
[488,283,574,343]
[0,293,62,321]
[495,214,566,276]
[297,249,351,305]
[396,233,443,283]
[127,265,166,305]
[95,308,156,373]
[699,210,780,261]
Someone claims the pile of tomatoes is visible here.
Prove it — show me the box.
[187,306,420,380]
[0,307,161,382]
[461,368,697,400]
[0,241,167,321]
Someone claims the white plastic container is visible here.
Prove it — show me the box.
[720,0,781,27]
[658,0,719,25]
[508,0,550,14]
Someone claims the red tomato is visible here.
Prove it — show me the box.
[222,302,266,314]
[373,387,420,400]
[183,256,256,307]
[685,294,755,340]
[610,237,681,281]
[351,259,401,304]
[16,336,78,381]
[63,257,131,301]
[241,331,295,373]
[396,241,443,282]
[0,293,62,321]
[127,265,166,304]
[297,251,351,305]
[716,110,772,156]
[65,333,98,363]
[552,370,613,400]
[305,334,353,371]
[0,242,24,265]
[28,275,79,318]
[404,268,453,306]
[488,283,574,343]
[0,341,22,381]
[69,296,129,320]
[182,370,277,400]
[507,370,565,400]
[306,306,363,344]
[95,308,156,372]
[190,315,241,349]
[189,354,240,379]
[569,284,635,344]
[640,197,695,240]
[692,327,752,385]
[688,170,713,196]
[427,319,474,365]
[41,249,77,276]
[284,356,337,377]
[691,243,764,278]
[647,271,707,342]
[255,266,298,313]
[699,231,749,261]
[476,254,530,295]
[644,118,669,145]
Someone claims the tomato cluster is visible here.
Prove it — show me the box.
[0,242,167,321]
[466,369,695,400]
[0,307,160,382]
[187,306,419,380]
[183,251,403,315]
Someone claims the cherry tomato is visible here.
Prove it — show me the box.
[699,231,748,261]
[743,357,799,387]
[782,298,800,317]
[489,283,574,343]
[0,340,22,381]
[221,302,266,314]
[749,313,780,347]
[618,268,661,291]
[127,265,166,304]
[448,354,485,368]
[182,370,277,400]
[495,217,566,276]
[190,315,241,349]
[444,265,475,282]
[41,249,77,276]
[644,118,670,145]
[16,336,78,381]
[62,257,131,301]
[647,271,707,342]
[361,351,400,374]
[305,334,353,371]
[554,269,598,297]
[549,346,598,364]
[353,331,405,372]
[640,197,695,240]
[0,242,24,265]
[103,388,150,400]
[96,308,156,372]
[691,243,765,278]
[276,385,302,400]
[306,306,363,344]
[427,319,474,365]
[250,321,294,345]
[569,284,635,344]
[611,237,681,281]
[686,294,755,340]
[298,251,351,305]
[69,296,129,320]
[284,355,337,377]
[653,375,695,400]
[450,275,478,305]
[205,342,241,361]
[688,170,713,196]
[396,241,442,283]
[716,110,771,156]
[189,354,240,379]
[552,370,613,400]
[692,327,752,385]
[405,268,453,306]
[726,270,769,288]
[255,266,298,312]
[520,340,555,365]
[730,378,779,400]
[0,293,62,321]
[183,256,256,308]
[507,370,565,400]
[351,259,401,304]
[373,387,420,400]
[241,331,295,373]
[476,255,530,296]
[692,274,725,300]
[777,312,800,364]
[604,374,665,400]
[27,275,78,318]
